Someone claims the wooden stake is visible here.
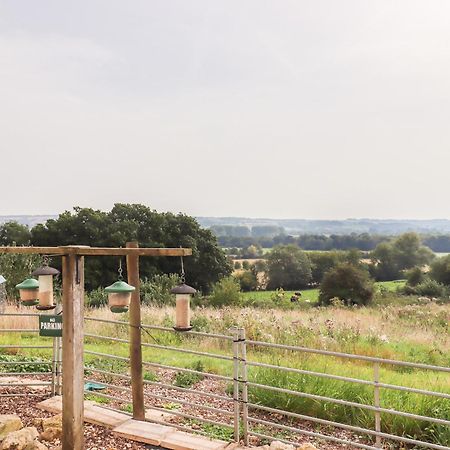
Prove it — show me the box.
[62,253,85,450]
[126,241,145,420]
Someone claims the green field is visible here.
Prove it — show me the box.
[240,280,407,307]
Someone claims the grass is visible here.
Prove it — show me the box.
[0,294,448,446]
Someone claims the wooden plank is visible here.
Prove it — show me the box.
[84,404,130,428]
[70,247,192,256]
[62,253,85,450]
[113,419,175,446]
[161,430,229,450]
[126,241,145,420]
[0,246,192,257]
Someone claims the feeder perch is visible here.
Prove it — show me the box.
[171,283,197,331]
[105,280,135,313]
[32,265,60,310]
[16,278,40,306]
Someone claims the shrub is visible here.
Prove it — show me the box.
[208,277,242,308]
[235,270,258,292]
[86,287,107,308]
[319,263,374,306]
[406,267,425,287]
[140,274,181,306]
[242,261,250,270]
[173,361,204,388]
[415,280,447,298]
[430,255,450,286]
[233,261,242,270]
[0,254,43,298]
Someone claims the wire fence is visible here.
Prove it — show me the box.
[83,317,450,450]
[1,312,449,449]
[0,312,61,397]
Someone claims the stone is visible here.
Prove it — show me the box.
[41,415,62,432]
[40,427,62,441]
[25,442,48,450]
[0,427,39,450]
[297,444,319,450]
[0,415,23,440]
[269,442,295,450]
[39,414,62,441]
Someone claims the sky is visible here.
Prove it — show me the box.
[1,1,450,219]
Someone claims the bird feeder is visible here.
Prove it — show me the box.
[15,278,40,306]
[171,283,197,331]
[32,264,60,310]
[105,280,135,313]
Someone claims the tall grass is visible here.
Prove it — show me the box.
[0,299,448,445]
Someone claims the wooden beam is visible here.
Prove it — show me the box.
[62,253,85,450]
[126,241,145,420]
[0,246,192,257]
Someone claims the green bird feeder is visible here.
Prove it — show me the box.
[16,278,40,306]
[105,280,135,313]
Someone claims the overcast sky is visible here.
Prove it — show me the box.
[1,1,449,219]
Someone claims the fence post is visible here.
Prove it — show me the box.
[374,362,382,448]
[54,304,63,396]
[51,337,57,397]
[126,241,145,421]
[56,337,62,395]
[238,328,249,446]
[231,327,241,443]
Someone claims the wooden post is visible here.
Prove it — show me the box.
[126,241,145,420]
[62,252,85,450]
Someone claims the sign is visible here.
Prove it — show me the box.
[39,315,62,337]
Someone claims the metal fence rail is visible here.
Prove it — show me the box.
[83,317,450,450]
[1,313,448,450]
[0,313,61,397]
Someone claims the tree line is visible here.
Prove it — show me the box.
[219,233,450,253]
[0,204,232,293]
[234,233,450,305]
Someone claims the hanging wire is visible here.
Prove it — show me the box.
[118,258,123,280]
[179,246,186,283]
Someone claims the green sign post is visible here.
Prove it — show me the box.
[39,315,62,337]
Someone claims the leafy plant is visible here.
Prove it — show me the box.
[173,360,204,388]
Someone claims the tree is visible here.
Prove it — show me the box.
[430,255,450,286]
[319,263,375,306]
[31,204,232,292]
[241,244,263,259]
[371,233,434,281]
[0,221,31,246]
[266,245,312,290]
[308,251,343,284]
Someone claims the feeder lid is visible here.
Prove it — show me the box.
[105,280,136,293]
[32,266,60,276]
[16,278,39,290]
[170,283,197,295]
[0,275,5,284]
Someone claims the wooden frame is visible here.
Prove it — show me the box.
[0,245,191,450]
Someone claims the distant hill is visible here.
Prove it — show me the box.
[197,217,450,235]
[0,215,56,228]
[2,215,450,236]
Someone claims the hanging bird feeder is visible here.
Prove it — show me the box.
[16,278,40,306]
[105,259,135,313]
[171,253,197,331]
[32,258,60,311]
[105,280,135,313]
[171,283,197,331]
